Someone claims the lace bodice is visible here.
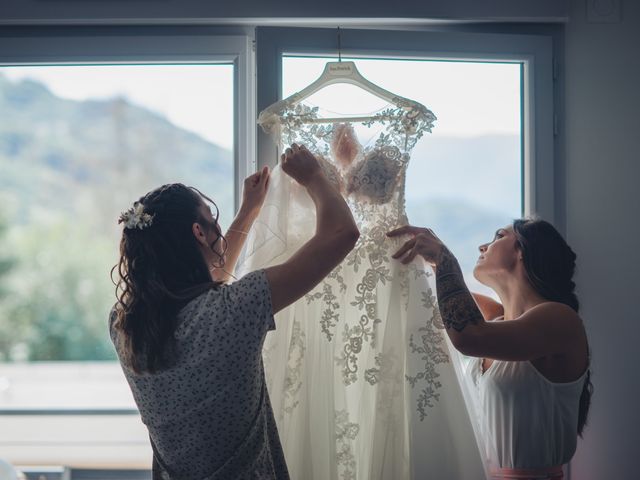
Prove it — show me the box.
[258,101,436,221]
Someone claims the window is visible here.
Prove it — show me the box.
[282,56,522,295]
[0,25,555,469]
[259,27,555,477]
[258,26,554,293]
[257,26,555,219]
[1,63,234,364]
[0,32,252,467]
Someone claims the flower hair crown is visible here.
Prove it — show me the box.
[118,202,154,230]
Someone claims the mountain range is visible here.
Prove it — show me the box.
[0,73,234,232]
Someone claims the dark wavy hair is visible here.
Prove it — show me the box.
[111,183,225,374]
[512,216,593,437]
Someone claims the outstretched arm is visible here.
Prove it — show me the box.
[388,226,582,361]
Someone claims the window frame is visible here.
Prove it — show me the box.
[0,24,556,467]
[0,29,255,212]
[255,26,556,225]
[0,29,255,465]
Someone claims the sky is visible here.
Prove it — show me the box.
[282,56,522,297]
[282,56,522,216]
[283,56,521,137]
[2,58,520,148]
[2,58,522,218]
[2,64,235,150]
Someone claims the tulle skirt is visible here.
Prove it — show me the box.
[239,165,487,479]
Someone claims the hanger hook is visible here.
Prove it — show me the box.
[337,26,342,62]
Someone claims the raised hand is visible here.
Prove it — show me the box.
[386,224,446,267]
[281,143,323,186]
[240,165,270,219]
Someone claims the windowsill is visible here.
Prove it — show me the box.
[17,467,152,480]
[0,408,139,415]
[0,362,137,411]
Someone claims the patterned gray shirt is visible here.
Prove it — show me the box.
[110,270,289,480]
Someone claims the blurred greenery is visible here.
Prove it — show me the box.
[0,210,117,361]
[0,71,233,362]
[0,213,15,297]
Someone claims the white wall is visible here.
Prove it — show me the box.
[564,1,640,478]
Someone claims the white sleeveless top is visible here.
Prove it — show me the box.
[470,356,587,469]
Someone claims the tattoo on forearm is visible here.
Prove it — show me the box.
[435,248,483,332]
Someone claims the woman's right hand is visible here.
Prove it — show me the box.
[266,143,359,315]
[281,143,323,186]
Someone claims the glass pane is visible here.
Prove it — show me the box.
[0,64,234,410]
[283,56,522,297]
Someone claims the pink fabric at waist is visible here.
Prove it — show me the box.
[490,465,563,480]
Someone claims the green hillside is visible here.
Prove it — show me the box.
[0,74,233,362]
[0,74,233,230]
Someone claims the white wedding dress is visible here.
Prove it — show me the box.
[239,101,487,480]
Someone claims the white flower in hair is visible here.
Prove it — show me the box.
[118,202,154,230]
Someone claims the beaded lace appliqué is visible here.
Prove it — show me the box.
[260,99,448,419]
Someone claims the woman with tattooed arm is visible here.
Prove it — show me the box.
[387,218,592,480]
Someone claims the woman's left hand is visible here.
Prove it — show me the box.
[387,225,447,267]
[240,166,270,219]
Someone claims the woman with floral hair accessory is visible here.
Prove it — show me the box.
[110,143,359,479]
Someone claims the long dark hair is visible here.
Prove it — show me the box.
[111,183,225,374]
[512,216,593,437]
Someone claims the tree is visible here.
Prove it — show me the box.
[0,215,117,361]
[0,210,19,360]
